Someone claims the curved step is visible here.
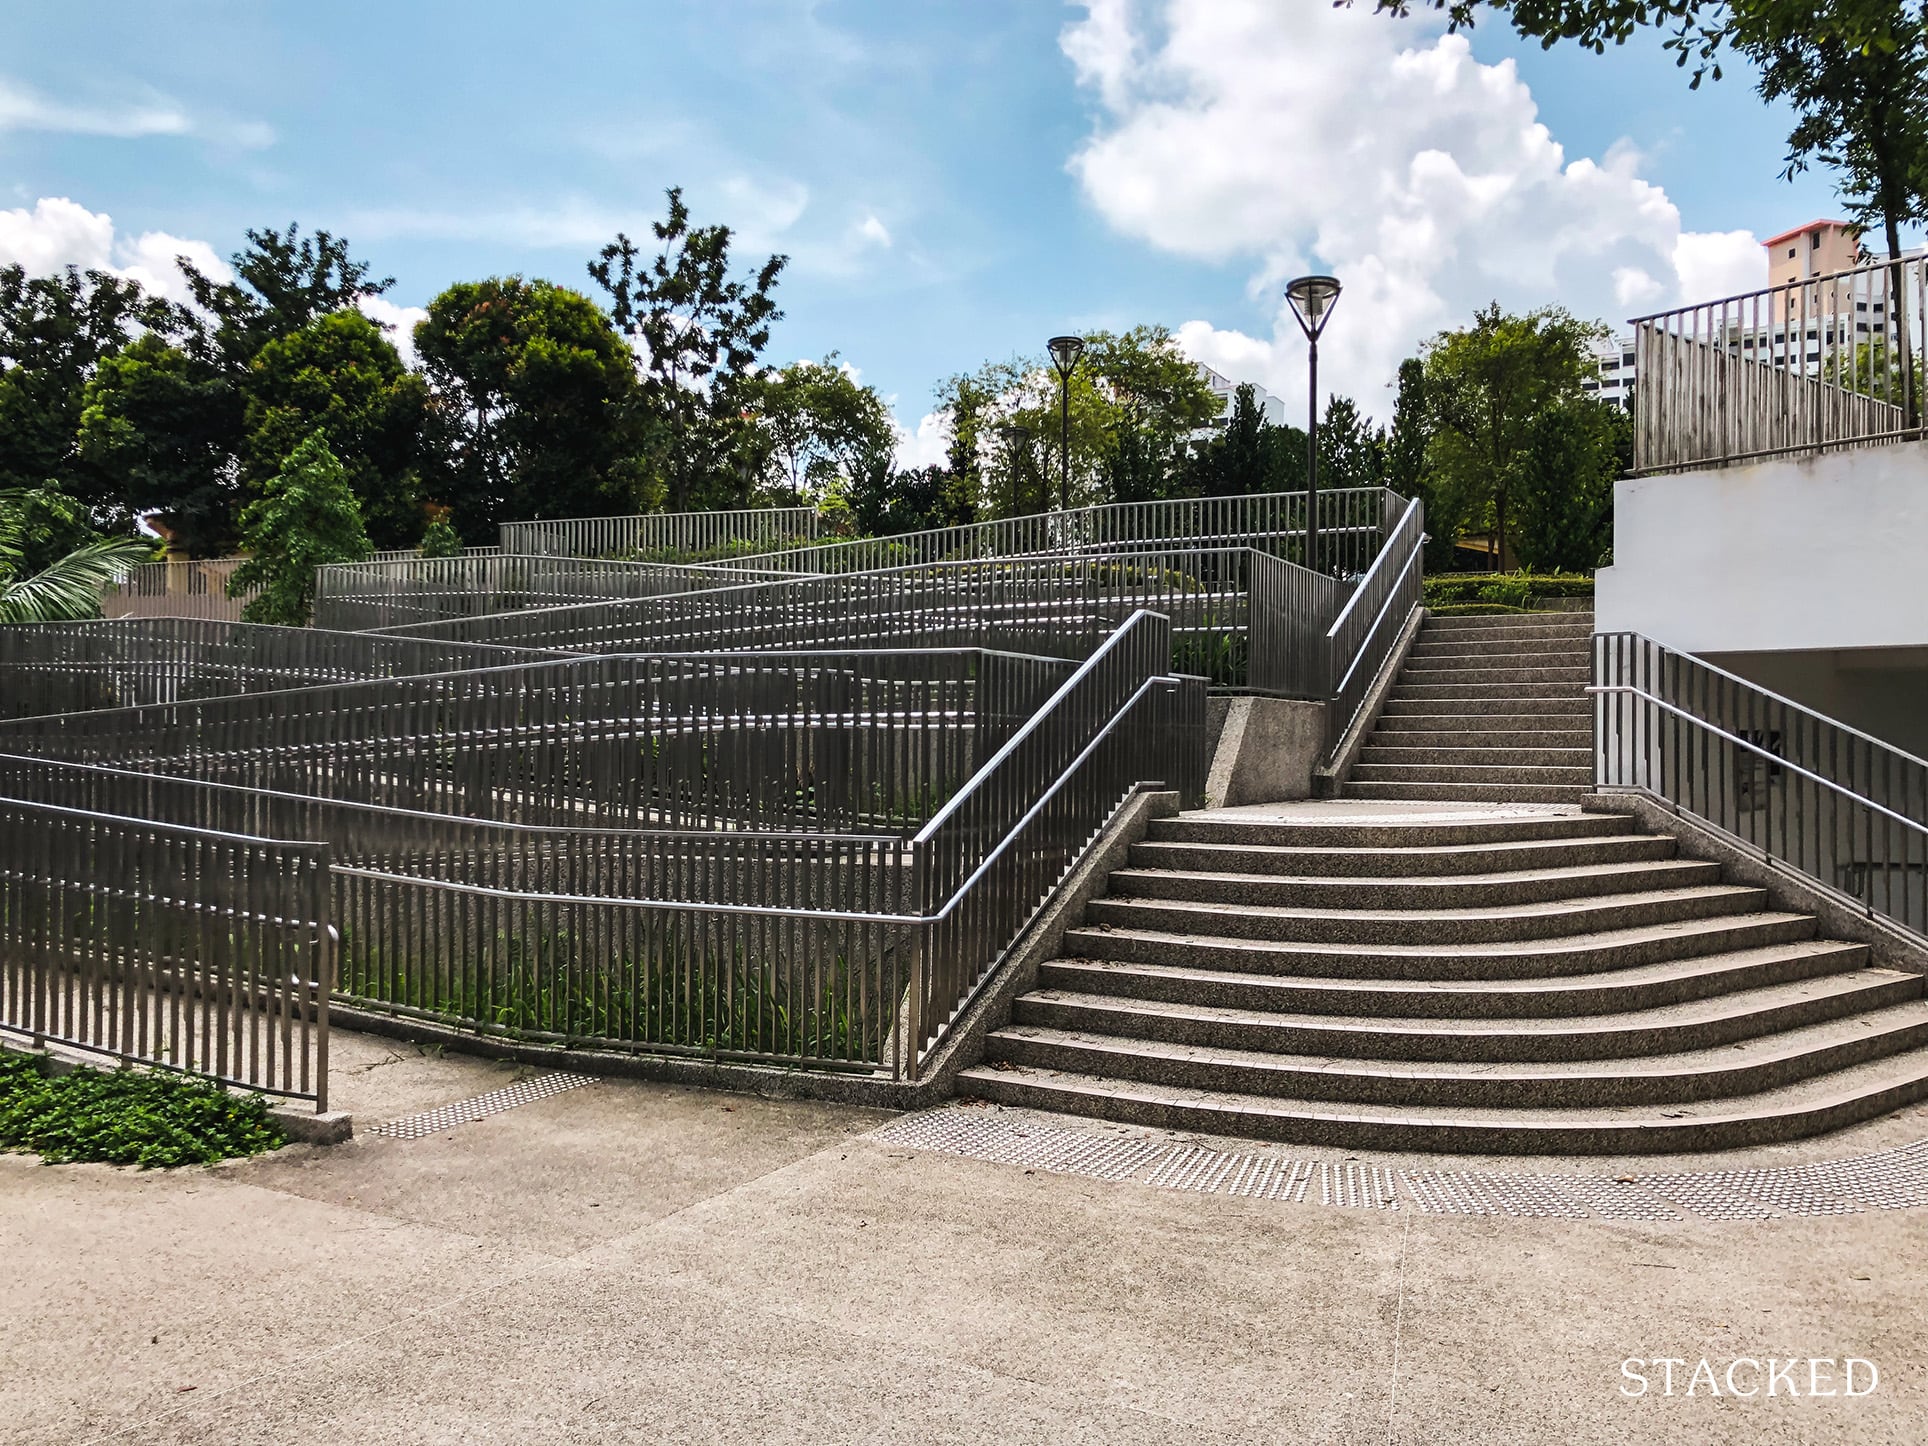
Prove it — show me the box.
[1343,782,1591,803]
[951,1050,1928,1155]
[1106,858,1720,909]
[1061,911,1820,979]
[1357,745,1592,768]
[1038,939,1870,1018]
[1126,831,1676,878]
[1349,762,1594,785]
[978,1001,1928,1108]
[1146,811,1624,850]
[1010,968,1918,1063]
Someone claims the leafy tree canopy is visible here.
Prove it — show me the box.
[244,310,428,548]
[179,223,395,372]
[415,276,649,540]
[228,431,373,626]
[753,356,896,506]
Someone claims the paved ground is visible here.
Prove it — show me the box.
[3,1027,1923,1445]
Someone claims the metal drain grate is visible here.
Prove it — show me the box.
[371,1072,597,1141]
[875,1106,1928,1225]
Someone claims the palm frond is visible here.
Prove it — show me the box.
[0,535,156,625]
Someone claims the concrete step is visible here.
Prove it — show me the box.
[1146,812,1630,850]
[1424,613,1593,633]
[1082,883,1771,947]
[975,1001,1928,1109]
[1366,727,1591,748]
[1349,762,1593,785]
[1126,831,1677,878]
[1399,664,1590,686]
[1039,939,1870,1018]
[1009,967,1918,1064]
[1378,697,1589,719]
[1357,744,1591,768]
[1387,681,1588,701]
[1064,911,1820,982]
[1408,641,1592,663]
[1343,781,1592,804]
[951,1046,1928,1155]
[1107,858,1721,910]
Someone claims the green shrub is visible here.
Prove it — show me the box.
[0,1052,285,1168]
[1423,571,1593,611]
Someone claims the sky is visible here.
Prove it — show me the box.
[0,0,1889,462]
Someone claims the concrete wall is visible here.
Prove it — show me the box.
[1597,441,1928,654]
[1205,696,1328,807]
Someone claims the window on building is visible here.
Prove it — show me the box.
[1788,247,1798,258]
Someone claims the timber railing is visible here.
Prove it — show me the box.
[497,506,823,560]
[1593,633,1928,941]
[0,793,332,1108]
[1632,253,1926,474]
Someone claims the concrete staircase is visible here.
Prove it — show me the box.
[955,807,1928,1153]
[1348,610,1593,804]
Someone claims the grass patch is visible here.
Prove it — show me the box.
[0,1052,286,1168]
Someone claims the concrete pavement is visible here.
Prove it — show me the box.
[1,1027,1922,1444]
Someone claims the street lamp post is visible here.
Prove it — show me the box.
[1047,335,1086,513]
[1284,276,1342,573]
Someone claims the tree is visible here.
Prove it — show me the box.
[77,333,244,554]
[417,514,464,558]
[1386,356,1461,571]
[178,223,395,373]
[939,327,1220,517]
[415,277,649,540]
[589,188,788,512]
[0,489,155,624]
[243,310,429,548]
[1421,302,1606,567]
[847,463,977,537]
[755,357,896,505]
[1513,396,1629,570]
[227,432,373,626]
[1317,395,1387,490]
[0,263,183,502]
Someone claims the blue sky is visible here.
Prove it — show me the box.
[0,0,1871,445]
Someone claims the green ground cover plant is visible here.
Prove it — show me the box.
[0,1051,285,1168]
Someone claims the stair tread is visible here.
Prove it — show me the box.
[953,1048,1928,1138]
[1130,834,1668,865]
[1063,909,1813,962]
[1091,883,1759,925]
[1018,968,1913,1043]
[1044,939,1869,1000]
[1111,857,1714,890]
[983,1000,1928,1085]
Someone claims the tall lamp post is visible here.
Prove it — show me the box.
[1047,335,1086,513]
[1284,276,1341,573]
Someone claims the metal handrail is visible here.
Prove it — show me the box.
[1589,684,1928,838]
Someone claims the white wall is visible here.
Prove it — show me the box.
[1596,441,1928,653]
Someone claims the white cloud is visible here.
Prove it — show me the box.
[1062,1,1768,419]
[856,214,892,248]
[358,295,430,366]
[893,408,951,470]
[0,196,229,306]
[0,76,272,148]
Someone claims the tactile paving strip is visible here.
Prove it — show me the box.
[371,1072,597,1140]
[873,1106,1928,1225]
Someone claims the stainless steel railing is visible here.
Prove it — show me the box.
[1593,632,1928,940]
[1631,253,1927,474]
[497,507,823,560]
[1323,494,1426,756]
[0,793,332,1107]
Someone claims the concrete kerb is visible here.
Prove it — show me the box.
[330,789,1185,1113]
[1583,788,1928,974]
[0,1036,354,1146]
[1314,604,1427,798]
